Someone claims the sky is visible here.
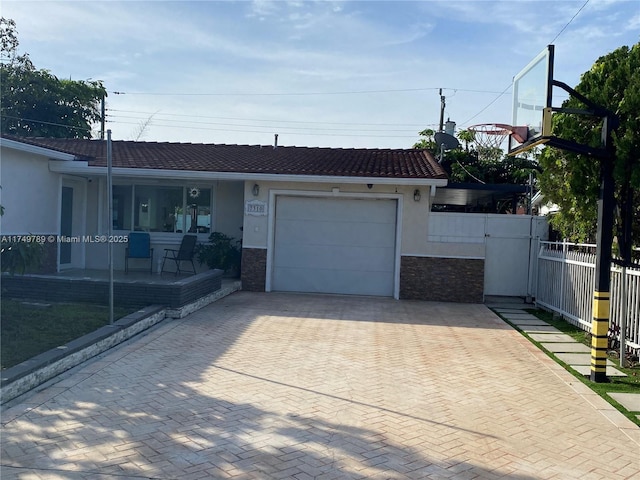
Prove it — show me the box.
[2,0,639,148]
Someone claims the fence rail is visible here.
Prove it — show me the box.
[536,241,640,355]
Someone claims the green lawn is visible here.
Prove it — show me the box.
[497,308,640,427]
[1,299,134,370]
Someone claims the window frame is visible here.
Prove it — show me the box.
[109,180,215,242]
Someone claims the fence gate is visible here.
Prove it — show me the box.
[484,215,548,297]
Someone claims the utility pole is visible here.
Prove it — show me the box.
[439,89,446,132]
[100,95,106,140]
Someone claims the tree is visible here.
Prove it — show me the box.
[538,42,640,253]
[413,128,436,150]
[457,129,474,153]
[0,17,106,139]
[413,128,540,185]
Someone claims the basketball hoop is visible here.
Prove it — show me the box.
[468,123,528,160]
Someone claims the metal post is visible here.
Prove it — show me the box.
[100,96,106,140]
[438,89,445,132]
[619,264,627,368]
[107,130,114,325]
[590,116,616,383]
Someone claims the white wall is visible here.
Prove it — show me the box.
[0,147,60,234]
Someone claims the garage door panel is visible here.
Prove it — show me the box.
[272,196,397,297]
[277,196,395,223]
[275,219,396,248]
[274,244,395,271]
[273,267,394,296]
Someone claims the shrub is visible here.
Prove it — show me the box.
[1,240,44,275]
[195,232,241,276]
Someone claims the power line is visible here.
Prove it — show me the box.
[110,87,507,97]
[107,119,423,139]
[550,0,590,44]
[458,83,511,128]
[1,115,92,133]
[107,109,429,127]
[106,113,433,134]
[456,0,591,130]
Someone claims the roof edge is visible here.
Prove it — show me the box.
[48,162,449,186]
[0,137,76,161]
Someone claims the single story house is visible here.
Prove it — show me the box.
[2,135,542,302]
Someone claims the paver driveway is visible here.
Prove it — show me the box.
[1,292,639,479]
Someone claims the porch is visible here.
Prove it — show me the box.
[1,268,229,309]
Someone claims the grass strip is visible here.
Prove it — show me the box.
[1,299,134,370]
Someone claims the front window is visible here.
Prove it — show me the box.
[113,184,212,233]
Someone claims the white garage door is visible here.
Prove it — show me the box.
[272,196,397,296]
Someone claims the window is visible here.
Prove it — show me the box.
[112,185,133,230]
[113,184,212,233]
[182,187,212,233]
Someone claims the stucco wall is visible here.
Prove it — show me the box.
[0,147,60,234]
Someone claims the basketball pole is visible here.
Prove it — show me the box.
[511,80,618,383]
[544,111,618,383]
[590,114,616,383]
[538,80,619,383]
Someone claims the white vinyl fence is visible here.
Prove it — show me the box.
[535,241,640,355]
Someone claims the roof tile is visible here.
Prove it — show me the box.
[2,136,447,180]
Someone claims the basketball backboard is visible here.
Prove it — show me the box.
[508,45,555,155]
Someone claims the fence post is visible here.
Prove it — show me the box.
[527,232,538,303]
[560,241,567,314]
[620,265,628,367]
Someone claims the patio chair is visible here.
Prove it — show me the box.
[125,232,154,274]
[161,234,197,275]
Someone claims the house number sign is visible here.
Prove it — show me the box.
[245,200,267,216]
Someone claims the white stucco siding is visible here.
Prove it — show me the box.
[0,147,61,234]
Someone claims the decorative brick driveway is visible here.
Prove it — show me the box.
[2,292,639,479]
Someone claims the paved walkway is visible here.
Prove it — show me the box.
[490,303,640,421]
[2,292,639,479]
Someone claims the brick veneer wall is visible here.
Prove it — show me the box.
[400,256,484,303]
[1,270,222,308]
[241,248,267,292]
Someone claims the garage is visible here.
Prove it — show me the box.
[271,195,398,296]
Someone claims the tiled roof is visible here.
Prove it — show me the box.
[2,136,447,179]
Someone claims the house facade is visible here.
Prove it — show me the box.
[2,135,540,302]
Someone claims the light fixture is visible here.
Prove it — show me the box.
[367,184,373,189]
[252,183,260,196]
[413,189,421,202]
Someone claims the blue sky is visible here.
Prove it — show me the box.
[3,0,639,148]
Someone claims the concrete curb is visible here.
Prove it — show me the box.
[1,306,166,405]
